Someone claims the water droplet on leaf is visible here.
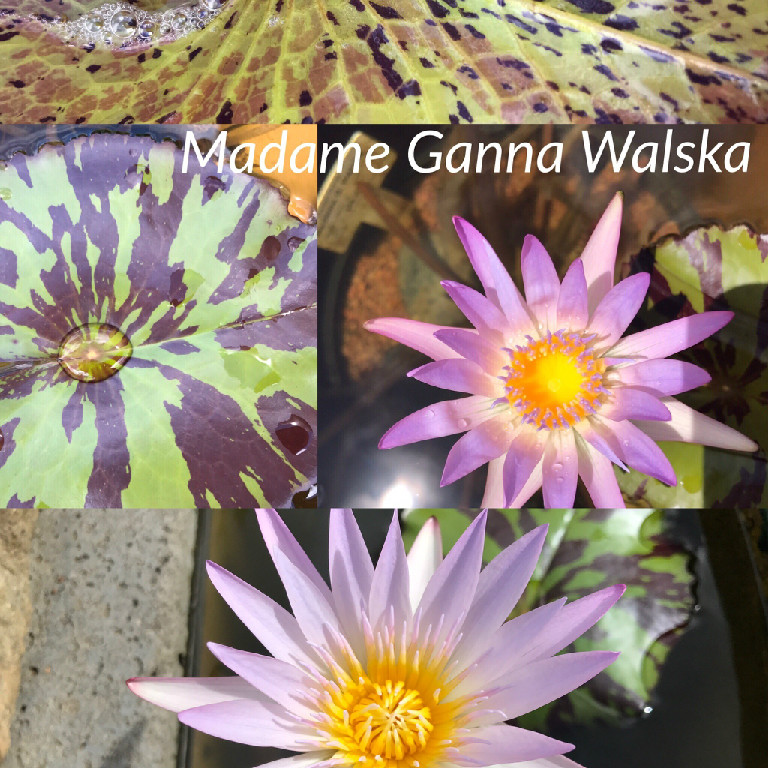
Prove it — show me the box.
[262,235,281,261]
[58,323,132,383]
[292,484,318,508]
[276,414,312,455]
[111,10,138,38]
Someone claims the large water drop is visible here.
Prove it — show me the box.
[58,323,133,383]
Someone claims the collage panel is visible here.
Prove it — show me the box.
[1,509,766,768]
[2,0,768,764]
[318,124,768,509]
[1,2,768,124]
[0,125,317,509]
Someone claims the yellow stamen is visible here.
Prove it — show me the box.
[350,681,432,759]
[504,331,607,430]
[318,667,461,768]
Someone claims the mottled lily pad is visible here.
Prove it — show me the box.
[618,226,768,508]
[0,133,317,508]
[1,0,767,122]
[402,508,695,726]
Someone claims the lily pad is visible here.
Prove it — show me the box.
[402,508,695,726]
[618,226,768,508]
[1,0,767,122]
[0,133,317,508]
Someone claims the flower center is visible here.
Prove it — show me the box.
[58,323,133,383]
[503,330,607,430]
[321,674,442,768]
[349,681,433,760]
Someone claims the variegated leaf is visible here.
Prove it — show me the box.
[618,225,768,508]
[402,508,695,726]
[1,0,767,122]
[0,133,317,508]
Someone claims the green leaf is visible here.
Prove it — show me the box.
[2,0,768,122]
[618,226,768,508]
[0,133,316,508]
[402,509,695,726]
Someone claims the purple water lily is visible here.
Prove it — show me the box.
[366,194,757,508]
[129,509,623,768]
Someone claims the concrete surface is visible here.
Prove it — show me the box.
[0,511,38,761]
[1,510,198,768]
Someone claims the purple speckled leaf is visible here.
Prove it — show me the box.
[0,133,317,508]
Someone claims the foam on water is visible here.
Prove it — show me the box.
[34,0,226,49]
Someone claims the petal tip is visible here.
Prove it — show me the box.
[452,215,470,230]
[378,429,397,450]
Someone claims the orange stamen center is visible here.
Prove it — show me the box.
[503,330,607,430]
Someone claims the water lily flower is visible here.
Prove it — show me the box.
[365,194,757,508]
[128,509,624,768]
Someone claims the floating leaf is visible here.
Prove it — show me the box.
[1,0,768,122]
[616,226,768,508]
[402,508,695,726]
[0,133,317,508]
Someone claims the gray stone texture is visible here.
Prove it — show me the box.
[1,510,198,768]
[0,511,39,761]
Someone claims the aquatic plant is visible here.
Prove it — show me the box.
[1,1,766,123]
[129,509,623,768]
[0,133,316,507]
[367,194,756,508]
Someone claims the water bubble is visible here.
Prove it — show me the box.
[458,418,470,428]
[552,462,563,473]
[169,10,188,30]
[276,414,313,456]
[49,1,226,49]
[83,15,105,35]
[425,409,435,419]
[111,9,138,38]
[138,20,156,39]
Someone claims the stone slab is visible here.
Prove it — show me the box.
[0,511,38,761]
[1,510,198,768]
